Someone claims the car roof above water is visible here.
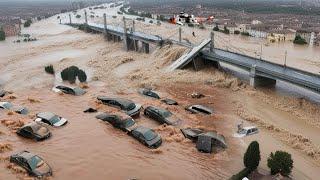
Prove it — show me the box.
[37,112,55,120]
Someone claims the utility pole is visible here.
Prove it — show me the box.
[103,13,107,33]
[179,27,182,43]
[84,10,88,24]
[284,50,287,68]
[260,44,262,59]
[210,31,214,52]
[69,14,72,24]
[132,20,135,32]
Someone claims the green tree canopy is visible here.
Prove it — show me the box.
[243,141,261,171]
[267,150,293,176]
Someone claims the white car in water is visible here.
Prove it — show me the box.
[35,112,68,127]
[233,126,259,138]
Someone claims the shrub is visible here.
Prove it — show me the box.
[267,151,293,176]
[241,32,250,36]
[223,26,230,34]
[234,30,240,35]
[244,141,261,171]
[0,28,5,41]
[293,35,307,45]
[231,168,251,180]
[60,66,87,84]
[199,24,206,29]
[76,15,81,18]
[77,69,87,82]
[149,20,153,24]
[45,65,55,74]
[24,19,32,27]
[213,25,219,31]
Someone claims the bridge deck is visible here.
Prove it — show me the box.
[87,23,162,43]
[201,49,320,92]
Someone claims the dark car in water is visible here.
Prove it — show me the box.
[16,122,51,141]
[10,151,52,178]
[96,112,137,132]
[144,106,180,125]
[185,105,213,115]
[97,96,142,117]
[0,101,29,115]
[131,126,162,148]
[138,88,160,99]
[52,85,86,96]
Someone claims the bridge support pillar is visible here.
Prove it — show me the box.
[142,42,150,54]
[250,65,276,88]
[134,40,139,51]
[193,56,205,71]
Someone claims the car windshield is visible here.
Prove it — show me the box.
[2,102,13,109]
[143,130,157,141]
[158,109,172,118]
[123,119,135,128]
[238,129,247,134]
[49,115,61,124]
[28,156,43,170]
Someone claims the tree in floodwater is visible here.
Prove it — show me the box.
[244,141,261,171]
[267,150,293,176]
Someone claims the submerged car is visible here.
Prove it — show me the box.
[138,88,160,99]
[0,101,29,114]
[96,112,137,132]
[185,105,213,115]
[0,90,7,97]
[144,106,180,125]
[97,96,142,117]
[180,128,204,142]
[161,98,178,105]
[10,151,52,177]
[52,85,86,96]
[196,132,227,153]
[233,126,259,138]
[131,126,162,148]
[35,112,68,127]
[16,122,51,141]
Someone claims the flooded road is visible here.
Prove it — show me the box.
[1,3,320,180]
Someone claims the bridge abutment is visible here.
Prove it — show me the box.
[250,65,276,87]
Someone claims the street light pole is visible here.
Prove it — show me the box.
[284,50,287,68]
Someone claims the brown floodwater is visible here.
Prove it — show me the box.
[1,4,320,179]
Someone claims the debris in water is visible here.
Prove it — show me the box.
[191,92,205,99]
[83,108,98,113]
[0,143,13,153]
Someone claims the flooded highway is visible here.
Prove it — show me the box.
[1,3,320,180]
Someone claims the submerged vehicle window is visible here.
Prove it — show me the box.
[28,156,43,170]
[158,109,172,118]
[123,119,135,127]
[2,102,13,109]
[143,130,157,141]
[126,103,136,110]
[49,115,61,124]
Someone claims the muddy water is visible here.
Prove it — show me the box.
[0,16,233,180]
[1,3,320,180]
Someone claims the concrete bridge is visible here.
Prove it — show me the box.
[67,12,162,54]
[65,11,320,93]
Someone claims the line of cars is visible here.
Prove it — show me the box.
[1,86,221,178]
[95,88,219,150]
[0,89,71,178]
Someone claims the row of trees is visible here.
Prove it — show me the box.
[232,141,293,180]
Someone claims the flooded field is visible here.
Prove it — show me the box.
[1,3,320,180]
